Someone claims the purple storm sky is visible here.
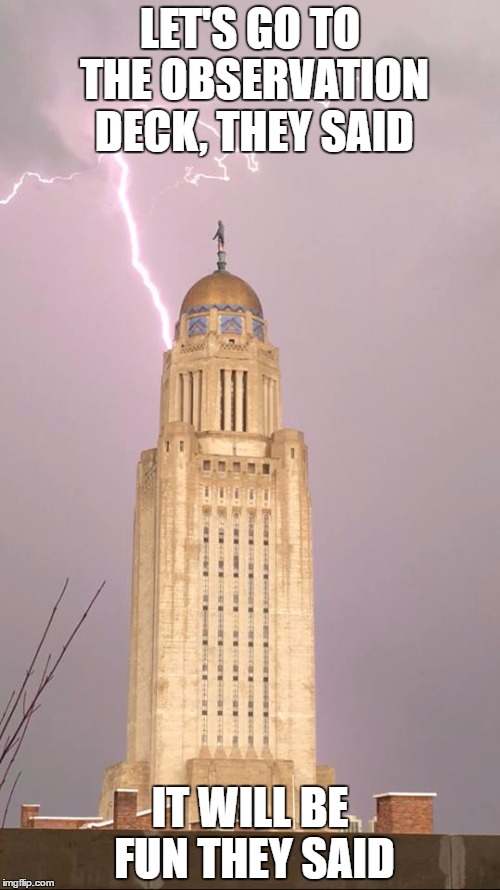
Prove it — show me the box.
[0,0,499,832]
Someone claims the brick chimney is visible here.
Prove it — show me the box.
[20,804,40,828]
[113,789,138,830]
[374,793,436,834]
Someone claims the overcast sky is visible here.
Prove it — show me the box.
[1,0,499,833]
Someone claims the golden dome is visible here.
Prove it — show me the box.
[180,271,263,317]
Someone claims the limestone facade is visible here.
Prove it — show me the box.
[99,267,331,824]
[19,264,438,838]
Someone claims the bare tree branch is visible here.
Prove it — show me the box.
[0,579,70,747]
[40,653,52,686]
[0,727,24,798]
[0,579,105,823]
[1,771,21,829]
[0,691,15,737]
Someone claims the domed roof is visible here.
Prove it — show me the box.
[180,271,263,317]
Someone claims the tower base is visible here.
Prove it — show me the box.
[99,756,335,827]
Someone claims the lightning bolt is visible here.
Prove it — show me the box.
[147,118,259,214]
[0,169,82,205]
[0,71,366,358]
[112,154,172,349]
[0,159,173,348]
[0,117,259,350]
[184,120,259,186]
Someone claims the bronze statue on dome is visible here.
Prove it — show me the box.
[213,220,225,252]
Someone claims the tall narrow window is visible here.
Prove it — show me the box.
[263,512,270,748]
[231,370,236,431]
[232,512,240,746]
[242,371,248,432]
[201,510,210,747]
[220,370,225,430]
[216,511,225,747]
[248,512,255,747]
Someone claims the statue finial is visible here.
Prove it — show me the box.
[212,220,226,271]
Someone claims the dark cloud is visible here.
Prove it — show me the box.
[0,0,122,173]
[0,9,79,172]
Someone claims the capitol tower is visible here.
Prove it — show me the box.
[99,228,334,825]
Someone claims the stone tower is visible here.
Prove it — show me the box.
[99,237,333,824]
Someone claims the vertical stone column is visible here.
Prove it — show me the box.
[263,377,269,436]
[275,375,282,430]
[205,352,220,431]
[173,371,182,423]
[182,373,192,425]
[151,425,200,786]
[270,380,276,434]
[126,451,157,765]
[192,370,201,431]
[271,429,317,802]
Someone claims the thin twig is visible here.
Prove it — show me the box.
[0,579,70,747]
[1,770,21,829]
[0,581,105,781]
[40,653,52,685]
[43,582,106,683]
[0,691,16,737]
[1,693,41,765]
[0,704,37,795]
[0,737,21,796]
